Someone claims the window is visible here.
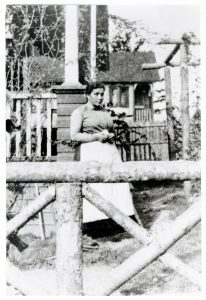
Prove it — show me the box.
[109,85,129,108]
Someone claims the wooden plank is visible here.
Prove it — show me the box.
[57,104,80,116]
[165,44,180,64]
[158,36,200,45]
[57,143,74,153]
[26,100,31,157]
[57,116,71,128]
[47,100,52,157]
[36,100,42,156]
[57,153,75,161]
[15,99,21,157]
[57,128,70,141]
[57,94,86,104]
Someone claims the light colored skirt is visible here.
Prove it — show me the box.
[81,141,135,223]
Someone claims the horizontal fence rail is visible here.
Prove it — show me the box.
[6,161,200,183]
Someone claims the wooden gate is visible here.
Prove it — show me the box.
[117,124,169,161]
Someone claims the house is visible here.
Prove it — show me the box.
[97,51,160,123]
[23,51,160,124]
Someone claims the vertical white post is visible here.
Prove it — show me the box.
[91,5,97,81]
[64,5,81,86]
[104,84,110,107]
[15,99,21,157]
[129,84,134,115]
[180,42,191,196]
[6,101,11,158]
[10,59,14,92]
[47,99,52,157]
[36,99,42,157]
[26,100,31,157]
[17,59,20,92]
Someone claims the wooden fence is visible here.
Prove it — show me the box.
[6,161,201,295]
[118,124,168,161]
[6,95,168,161]
[6,93,57,159]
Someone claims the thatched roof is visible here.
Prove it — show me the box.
[29,56,64,84]
[97,51,160,83]
[29,51,160,84]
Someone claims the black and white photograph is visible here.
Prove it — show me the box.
[3,0,204,297]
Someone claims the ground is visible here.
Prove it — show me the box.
[7,180,201,296]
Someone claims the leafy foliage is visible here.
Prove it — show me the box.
[172,107,201,160]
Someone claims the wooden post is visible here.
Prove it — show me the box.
[23,57,30,91]
[55,183,83,295]
[47,99,52,157]
[180,42,191,196]
[164,66,176,160]
[36,99,42,157]
[180,43,190,159]
[15,99,21,157]
[6,100,11,157]
[26,100,31,156]
[91,5,97,81]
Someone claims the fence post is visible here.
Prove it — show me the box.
[55,183,83,295]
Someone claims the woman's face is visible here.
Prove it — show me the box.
[87,88,104,108]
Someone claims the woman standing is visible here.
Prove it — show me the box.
[70,82,135,228]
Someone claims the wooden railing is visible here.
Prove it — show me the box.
[6,93,57,159]
[7,161,201,295]
[134,107,153,122]
[118,124,169,161]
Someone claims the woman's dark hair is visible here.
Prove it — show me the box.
[85,82,105,95]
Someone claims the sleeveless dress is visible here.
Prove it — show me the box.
[70,103,135,223]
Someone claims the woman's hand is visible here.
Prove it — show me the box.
[93,130,110,142]
[106,133,115,143]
